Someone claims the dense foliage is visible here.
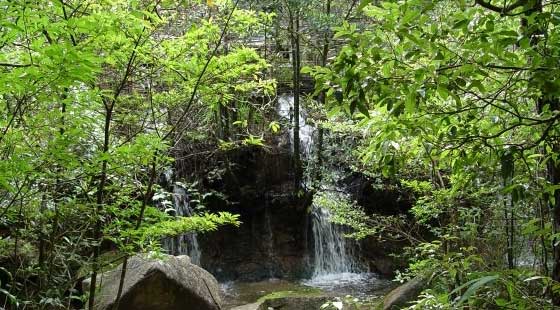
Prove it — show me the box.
[0,0,276,307]
[306,0,560,308]
[2,0,560,309]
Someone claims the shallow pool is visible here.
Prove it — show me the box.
[221,272,394,309]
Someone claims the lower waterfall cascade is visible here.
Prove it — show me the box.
[309,205,362,277]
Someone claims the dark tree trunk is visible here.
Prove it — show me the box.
[289,6,302,190]
[88,99,113,310]
[314,0,331,184]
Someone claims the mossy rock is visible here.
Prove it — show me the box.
[255,288,328,310]
[257,287,323,302]
[258,296,330,310]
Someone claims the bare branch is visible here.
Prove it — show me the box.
[0,62,33,68]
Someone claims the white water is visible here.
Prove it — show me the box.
[163,185,202,265]
[277,94,315,155]
[303,205,367,289]
[310,207,360,275]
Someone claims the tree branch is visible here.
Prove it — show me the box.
[0,62,32,68]
[474,0,527,14]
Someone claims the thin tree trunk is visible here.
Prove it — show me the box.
[289,6,302,190]
[504,196,514,269]
[549,128,560,305]
[113,159,157,310]
[509,197,515,269]
[520,0,560,303]
[315,0,331,184]
[88,99,114,310]
[539,199,549,275]
[88,24,143,306]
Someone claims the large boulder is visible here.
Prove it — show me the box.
[88,254,222,310]
[382,277,427,310]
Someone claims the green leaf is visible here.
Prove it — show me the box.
[301,66,314,74]
[453,19,469,30]
[243,135,265,146]
[0,287,18,307]
[469,80,486,93]
[402,9,420,25]
[233,120,248,128]
[358,0,374,11]
[485,20,494,32]
[519,36,530,49]
[452,275,500,306]
[405,91,416,113]
[437,85,449,100]
[357,101,369,117]
[356,89,369,117]
[381,60,394,78]
[268,121,281,133]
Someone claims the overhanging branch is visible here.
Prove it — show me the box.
[474,0,527,14]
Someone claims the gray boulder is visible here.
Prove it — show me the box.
[87,254,222,310]
[383,277,427,310]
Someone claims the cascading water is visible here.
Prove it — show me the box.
[277,94,315,155]
[163,185,202,265]
[304,202,370,289]
[291,192,391,295]
[310,206,361,276]
[277,93,370,288]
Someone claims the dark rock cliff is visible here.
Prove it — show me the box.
[172,145,409,281]
[175,146,312,281]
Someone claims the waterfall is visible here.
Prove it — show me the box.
[277,93,367,285]
[277,94,314,155]
[163,185,202,265]
[310,205,361,277]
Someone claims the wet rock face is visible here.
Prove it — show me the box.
[174,147,407,281]
[199,194,311,281]
[344,173,412,216]
[194,148,312,281]
[343,173,412,276]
